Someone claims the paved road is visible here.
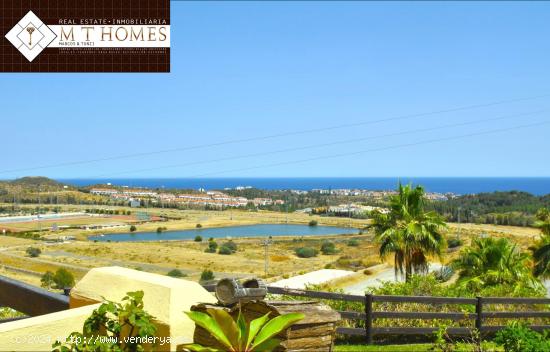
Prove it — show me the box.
[343,263,443,295]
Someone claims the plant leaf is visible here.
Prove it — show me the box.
[251,313,304,350]
[184,311,233,351]
[236,309,247,352]
[206,308,240,349]
[251,338,281,352]
[181,343,223,352]
[246,313,270,350]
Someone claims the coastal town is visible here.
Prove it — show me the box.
[88,185,453,209]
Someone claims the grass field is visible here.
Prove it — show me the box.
[0,235,38,247]
[4,233,377,281]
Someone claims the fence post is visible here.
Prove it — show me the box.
[475,296,483,343]
[365,293,373,344]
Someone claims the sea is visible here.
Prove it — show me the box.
[58,177,550,196]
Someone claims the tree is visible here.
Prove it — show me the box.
[41,271,55,289]
[308,220,318,226]
[26,247,41,257]
[368,183,447,282]
[530,208,550,278]
[53,268,75,289]
[452,237,540,293]
[194,235,203,242]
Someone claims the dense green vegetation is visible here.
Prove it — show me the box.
[452,237,542,295]
[428,191,550,227]
[494,322,550,352]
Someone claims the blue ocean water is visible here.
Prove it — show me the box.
[59,177,550,196]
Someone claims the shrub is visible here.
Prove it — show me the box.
[308,220,318,226]
[447,238,463,248]
[494,322,550,352]
[347,239,360,247]
[205,241,218,253]
[156,227,165,233]
[129,225,137,232]
[167,269,186,278]
[218,245,233,255]
[41,271,55,289]
[200,269,215,282]
[295,247,318,258]
[434,266,454,283]
[194,235,203,242]
[52,291,156,352]
[52,268,75,289]
[26,247,41,257]
[196,223,202,228]
[320,241,337,255]
[222,240,237,252]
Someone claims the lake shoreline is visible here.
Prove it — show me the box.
[89,223,361,242]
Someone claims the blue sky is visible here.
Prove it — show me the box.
[2,1,550,179]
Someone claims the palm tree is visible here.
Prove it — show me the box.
[530,208,550,278]
[369,183,447,282]
[453,237,538,291]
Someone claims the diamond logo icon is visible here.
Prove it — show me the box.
[5,11,56,62]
